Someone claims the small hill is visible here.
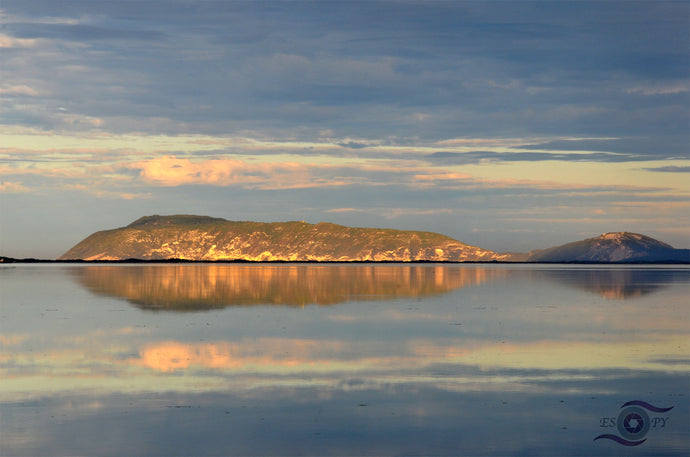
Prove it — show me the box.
[58,215,513,262]
[527,232,690,263]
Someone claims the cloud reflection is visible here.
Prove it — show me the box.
[134,339,340,373]
[132,335,689,377]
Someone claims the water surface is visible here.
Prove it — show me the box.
[1,264,688,456]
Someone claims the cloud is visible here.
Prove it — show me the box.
[325,208,368,214]
[2,1,686,140]
[337,141,370,149]
[382,208,456,219]
[3,19,165,42]
[130,155,361,190]
[0,85,39,96]
[413,171,473,181]
[515,137,689,160]
[412,172,474,188]
[325,207,455,219]
[0,181,30,192]
[427,150,641,164]
[0,334,28,346]
[0,33,38,48]
[643,166,690,173]
[625,82,689,96]
[62,183,149,200]
[1,1,688,254]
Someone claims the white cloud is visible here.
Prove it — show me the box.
[0,85,39,96]
[625,82,689,96]
[0,34,38,48]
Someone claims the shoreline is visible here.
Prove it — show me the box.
[2,257,688,265]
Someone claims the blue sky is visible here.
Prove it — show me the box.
[1,0,688,258]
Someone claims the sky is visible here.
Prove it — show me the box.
[1,0,688,258]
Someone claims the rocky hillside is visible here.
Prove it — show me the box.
[59,215,514,262]
[527,232,690,263]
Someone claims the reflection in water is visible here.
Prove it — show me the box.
[538,267,690,299]
[134,339,340,373]
[73,264,507,310]
[134,335,689,375]
[73,264,684,311]
[2,264,688,456]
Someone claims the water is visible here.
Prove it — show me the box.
[1,263,688,456]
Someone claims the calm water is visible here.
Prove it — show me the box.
[1,263,688,456]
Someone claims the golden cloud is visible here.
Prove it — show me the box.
[0,181,30,193]
[129,155,360,189]
[413,172,473,181]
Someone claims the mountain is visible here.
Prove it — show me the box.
[57,217,689,263]
[58,215,514,262]
[527,232,690,263]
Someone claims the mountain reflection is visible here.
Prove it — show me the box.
[73,264,505,311]
[71,264,686,310]
[538,267,688,299]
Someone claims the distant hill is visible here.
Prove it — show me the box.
[55,217,689,263]
[527,232,690,263]
[58,215,514,262]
